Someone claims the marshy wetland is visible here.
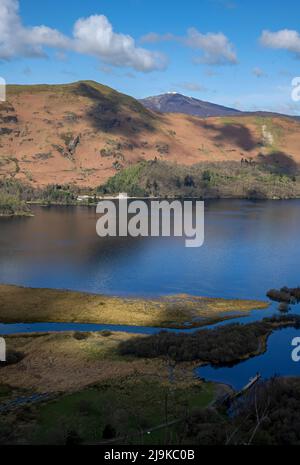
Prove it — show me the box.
[1,200,300,444]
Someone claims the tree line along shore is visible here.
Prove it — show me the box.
[2,158,300,216]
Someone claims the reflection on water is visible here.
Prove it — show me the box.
[1,200,300,299]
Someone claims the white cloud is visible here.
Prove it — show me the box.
[260,29,300,55]
[0,0,165,72]
[185,28,237,65]
[72,15,166,72]
[0,0,69,59]
[139,27,237,66]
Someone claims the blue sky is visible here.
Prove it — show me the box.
[1,0,300,113]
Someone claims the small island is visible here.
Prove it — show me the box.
[0,284,269,329]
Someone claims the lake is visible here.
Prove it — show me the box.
[1,200,300,389]
[1,199,300,299]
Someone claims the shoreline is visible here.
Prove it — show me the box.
[2,316,298,394]
[28,195,300,206]
[1,196,300,218]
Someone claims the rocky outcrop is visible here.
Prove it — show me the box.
[68,135,80,156]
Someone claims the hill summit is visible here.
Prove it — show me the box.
[139,93,241,117]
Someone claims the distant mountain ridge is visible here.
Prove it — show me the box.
[139,93,242,117]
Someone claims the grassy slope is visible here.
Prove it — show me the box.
[2,80,300,193]
[0,80,159,187]
[6,80,156,125]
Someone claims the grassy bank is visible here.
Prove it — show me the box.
[0,285,268,329]
[0,192,32,217]
[0,179,83,207]
[0,330,169,392]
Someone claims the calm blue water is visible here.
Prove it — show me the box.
[1,200,300,388]
[196,327,300,390]
[0,322,178,336]
[0,200,300,299]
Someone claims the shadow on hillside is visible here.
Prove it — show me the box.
[190,118,258,151]
[258,151,299,175]
[75,82,158,136]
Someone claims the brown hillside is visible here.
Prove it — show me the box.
[0,81,299,187]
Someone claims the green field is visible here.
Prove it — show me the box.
[12,378,215,445]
